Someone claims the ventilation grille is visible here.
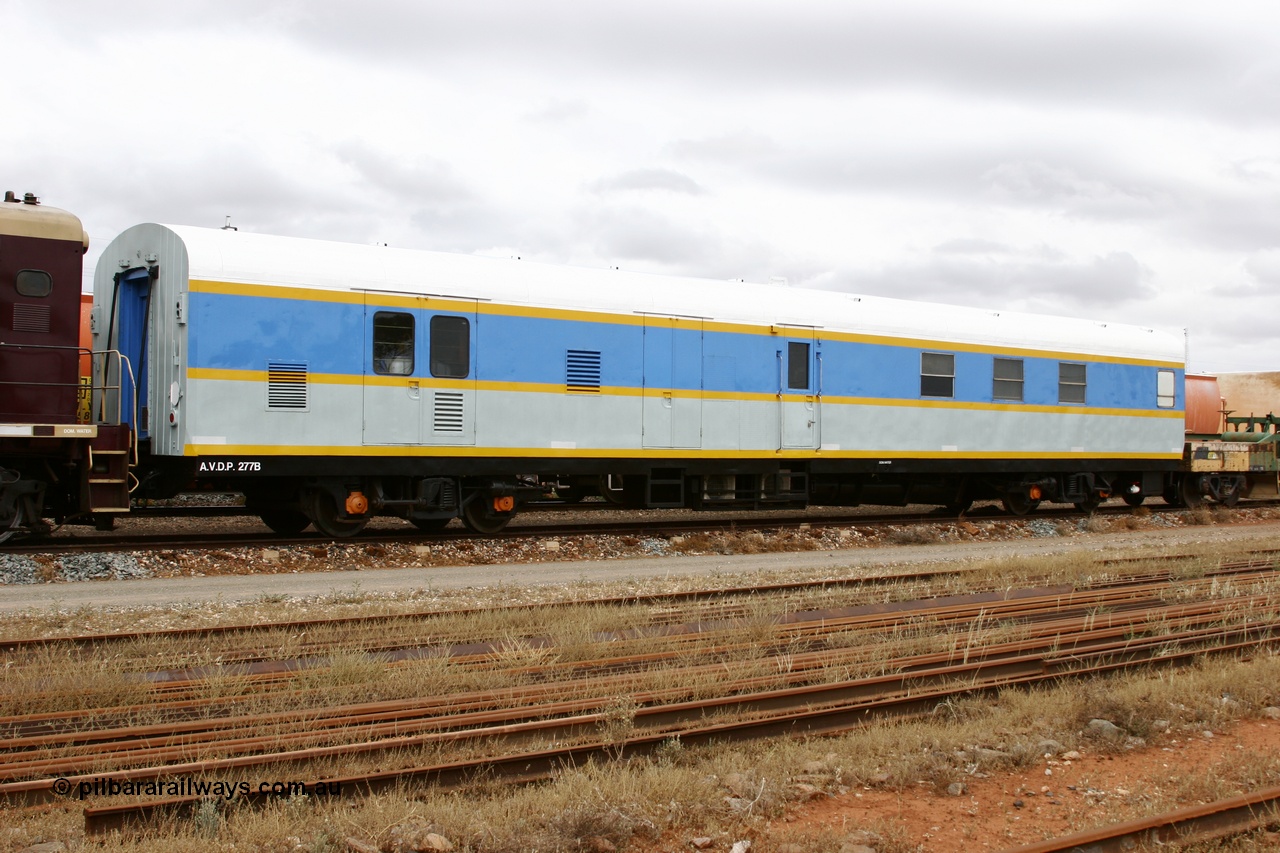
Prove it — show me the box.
[12,304,50,333]
[267,361,308,409]
[433,391,465,432]
[566,349,602,393]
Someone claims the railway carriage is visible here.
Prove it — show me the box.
[88,223,1187,536]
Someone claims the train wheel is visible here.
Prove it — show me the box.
[461,498,513,534]
[1122,491,1145,507]
[943,498,973,515]
[259,509,312,535]
[1219,491,1241,508]
[303,491,369,538]
[1074,497,1103,514]
[410,516,452,532]
[556,485,587,503]
[1001,494,1040,516]
[1179,476,1205,509]
[1162,484,1183,506]
[599,475,626,506]
[0,500,24,545]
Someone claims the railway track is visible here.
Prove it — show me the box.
[0,549,1277,834]
[2,498,1257,557]
[1005,785,1280,851]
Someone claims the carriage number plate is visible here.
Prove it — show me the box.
[197,460,263,473]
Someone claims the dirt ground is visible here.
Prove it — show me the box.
[631,718,1280,852]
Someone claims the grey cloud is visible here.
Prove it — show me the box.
[579,205,714,267]
[255,3,1278,125]
[405,204,524,254]
[816,249,1157,316]
[568,203,799,282]
[1173,191,1280,253]
[981,160,1169,221]
[334,143,476,204]
[1245,250,1280,286]
[667,132,782,164]
[931,238,1011,255]
[589,169,705,195]
[524,99,592,124]
[24,2,1279,127]
[756,145,1175,221]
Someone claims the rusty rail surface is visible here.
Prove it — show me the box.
[4,570,1277,761]
[4,564,1268,743]
[12,499,1268,557]
[1003,784,1280,851]
[4,551,1270,659]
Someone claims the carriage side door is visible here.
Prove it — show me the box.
[642,315,703,449]
[779,332,820,449]
[363,301,422,445]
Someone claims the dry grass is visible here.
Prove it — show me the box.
[24,652,1274,852]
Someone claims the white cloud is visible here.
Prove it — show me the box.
[6,0,1280,373]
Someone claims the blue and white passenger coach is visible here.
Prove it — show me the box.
[92,224,1186,536]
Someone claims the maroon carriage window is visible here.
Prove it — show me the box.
[15,269,52,298]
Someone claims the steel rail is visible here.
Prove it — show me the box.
[5,550,1269,676]
[12,498,1264,557]
[4,567,1275,748]
[76,617,1280,835]
[1002,785,1280,852]
[108,566,1280,689]
[7,597,1273,780]
[14,587,1277,777]
[5,551,1270,663]
[5,584,1274,788]
[3,508,962,555]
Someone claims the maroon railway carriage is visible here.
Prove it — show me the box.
[0,192,129,542]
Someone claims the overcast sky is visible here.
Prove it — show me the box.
[7,1,1280,374]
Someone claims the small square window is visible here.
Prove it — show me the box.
[993,357,1024,402]
[1059,362,1086,404]
[921,352,954,398]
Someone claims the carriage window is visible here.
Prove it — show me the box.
[920,352,954,398]
[787,341,810,390]
[993,357,1024,402]
[1059,362,1087,404]
[430,315,470,378]
[372,311,414,375]
[1157,369,1175,408]
[15,269,52,297]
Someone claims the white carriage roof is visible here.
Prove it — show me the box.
[110,223,1184,363]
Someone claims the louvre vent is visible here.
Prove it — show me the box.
[12,304,50,333]
[267,361,308,410]
[433,391,465,432]
[566,349,602,393]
